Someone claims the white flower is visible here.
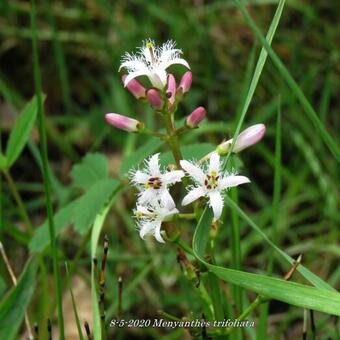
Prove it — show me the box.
[180,152,250,220]
[134,200,178,243]
[119,39,190,89]
[130,153,184,207]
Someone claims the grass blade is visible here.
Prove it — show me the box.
[65,262,85,340]
[0,257,38,340]
[226,0,286,165]
[257,96,282,338]
[91,185,120,340]
[193,209,340,316]
[235,0,340,162]
[30,0,65,337]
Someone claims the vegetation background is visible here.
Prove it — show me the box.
[0,0,339,339]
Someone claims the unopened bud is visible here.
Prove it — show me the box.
[185,106,206,128]
[121,75,146,99]
[105,113,141,132]
[166,74,176,105]
[178,71,192,95]
[217,124,266,154]
[147,89,163,110]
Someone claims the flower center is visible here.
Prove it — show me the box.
[144,176,162,189]
[146,41,156,65]
[204,170,219,190]
[135,209,156,219]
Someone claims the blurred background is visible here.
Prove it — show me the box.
[0,0,339,339]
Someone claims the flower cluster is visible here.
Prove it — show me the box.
[105,39,266,243]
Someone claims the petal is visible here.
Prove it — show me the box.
[162,170,184,185]
[219,175,250,190]
[138,188,157,205]
[208,152,220,174]
[162,58,190,70]
[150,69,167,89]
[119,58,147,72]
[131,170,149,185]
[147,153,161,175]
[180,160,205,184]
[182,187,205,206]
[124,70,150,87]
[154,221,165,243]
[159,48,182,64]
[139,221,156,239]
[160,189,176,210]
[208,191,224,220]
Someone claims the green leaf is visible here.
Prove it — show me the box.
[71,153,108,190]
[5,95,44,167]
[192,209,340,316]
[73,178,120,234]
[119,137,164,176]
[0,257,38,340]
[29,179,120,252]
[29,200,78,252]
[224,196,335,291]
[0,277,6,299]
[0,154,7,170]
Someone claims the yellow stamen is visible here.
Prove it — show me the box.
[210,170,217,177]
[146,41,156,64]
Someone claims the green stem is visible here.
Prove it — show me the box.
[230,188,243,312]
[3,169,34,235]
[224,296,265,335]
[163,110,183,167]
[177,213,196,220]
[173,236,194,256]
[31,1,65,338]
[140,128,167,139]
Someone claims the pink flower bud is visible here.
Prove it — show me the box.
[178,71,192,94]
[105,113,141,132]
[147,89,163,110]
[186,106,206,128]
[121,75,146,99]
[166,74,176,105]
[217,124,266,154]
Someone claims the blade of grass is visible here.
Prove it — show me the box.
[91,184,120,340]
[234,0,340,162]
[225,0,286,166]
[65,262,85,340]
[193,209,340,317]
[43,0,72,114]
[257,95,282,338]
[224,196,335,291]
[30,1,65,338]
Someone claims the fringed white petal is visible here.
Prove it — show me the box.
[138,188,157,205]
[153,221,165,243]
[219,175,250,190]
[124,70,150,87]
[208,152,221,174]
[162,170,184,185]
[180,160,205,184]
[182,187,205,206]
[160,189,176,210]
[147,153,161,175]
[131,170,149,185]
[162,58,190,71]
[208,191,224,220]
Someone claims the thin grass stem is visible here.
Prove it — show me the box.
[30,1,65,338]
